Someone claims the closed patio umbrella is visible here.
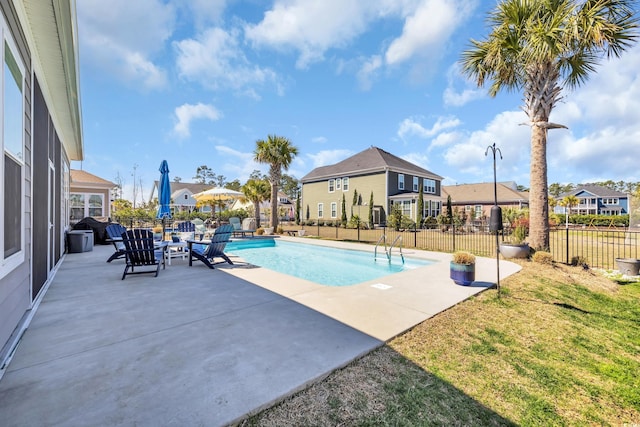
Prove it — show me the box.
[156,160,172,240]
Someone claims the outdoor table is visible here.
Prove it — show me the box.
[164,241,188,265]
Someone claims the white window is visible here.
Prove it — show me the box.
[423,179,436,193]
[401,200,411,217]
[328,179,335,192]
[413,177,419,192]
[342,177,349,191]
[398,174,404,190]
[475,205,483,218]
[336,178,341,190]
[465,205,472,212]
[318,203,324,218]
[430,200,441,217]
[330,202,337,218]
[1,29,26,277]
[70,193,105,222]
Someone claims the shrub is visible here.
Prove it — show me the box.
[256,227,265,235]
[276,226,284,234]
[452,251,475,265]
[571,255,587,266]
[532,251,553,265]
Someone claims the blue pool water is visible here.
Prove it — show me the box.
[225,239,434,286]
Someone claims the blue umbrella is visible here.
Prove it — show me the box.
[156,160,172,239]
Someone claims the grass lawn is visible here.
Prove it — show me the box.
[240,261,640,426]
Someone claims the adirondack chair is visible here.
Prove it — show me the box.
[188,224,234,269]
[105,223,127,262]
[121,229,166,280]
[228,216,255,237]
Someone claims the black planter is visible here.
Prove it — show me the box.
[450,262,475,286]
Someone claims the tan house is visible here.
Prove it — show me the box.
[442,182,529,221]
[301,146,443,226]
[70,169,116,223]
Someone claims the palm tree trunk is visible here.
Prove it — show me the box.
[270,182,278,228]
[529,125,550,250]
[253,199,261,228]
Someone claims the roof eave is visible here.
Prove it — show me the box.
[17,0,83,160]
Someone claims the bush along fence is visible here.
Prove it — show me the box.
[283,223,640,271]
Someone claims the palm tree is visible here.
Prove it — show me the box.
[241,178,270,228]
[253,135,299,228]
[461,0,638,250]
[560,195,580,227]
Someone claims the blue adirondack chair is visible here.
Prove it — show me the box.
[188,224,234,269]
[121,229,166,280]
[105,223,127,262]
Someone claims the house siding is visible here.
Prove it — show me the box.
[0,0,33,358]
[302,172,387,221]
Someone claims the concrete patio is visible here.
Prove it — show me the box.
[0,238,521,426]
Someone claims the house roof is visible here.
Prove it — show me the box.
[70,169,115,188]
[558,184,628,199]
[442,182,529,205]
[301,146,443,182]
[150,181,220,201]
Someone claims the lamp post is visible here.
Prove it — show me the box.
[485,143,503,296]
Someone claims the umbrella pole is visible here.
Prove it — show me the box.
[162,217,166,241]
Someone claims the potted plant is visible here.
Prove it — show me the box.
[499,218,530,259]
[450,251,476,286]
[615,258,640,276]
[151,225,164,241]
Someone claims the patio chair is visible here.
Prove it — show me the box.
[121,229,166,280]
[188,224,234,269]
[229,216,255,237]
[105,223,127,262]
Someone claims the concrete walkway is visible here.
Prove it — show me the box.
[0,239,520,426]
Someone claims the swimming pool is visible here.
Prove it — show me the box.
[225,239,434,286]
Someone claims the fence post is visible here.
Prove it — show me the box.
[414,222,417,247]
[565,227,569,265]
[452,223,456,252]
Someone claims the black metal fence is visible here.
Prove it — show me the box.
[284,224,639,270]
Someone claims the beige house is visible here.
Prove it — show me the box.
[70,169,116,223]
[301,146,443,226]
[442,182,529,221]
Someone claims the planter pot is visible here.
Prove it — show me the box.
[264,227,274,235]
[450,261,475,286]
[499,243,530,259]
[615,258,640,276]
[298,229,306,237]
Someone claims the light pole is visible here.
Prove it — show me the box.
[485,143,503,296]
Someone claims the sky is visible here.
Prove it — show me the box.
[73,0,640,204]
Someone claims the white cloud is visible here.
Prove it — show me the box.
[173,103,222,138]
[385,0,477,65]
[174,27,279,96]
[244,0,377,69]
[312,136,328,144]
[398,115,461,140]
[77,0,173,89]
[177,0,228,28]
[214,146,259,182]
[307,149,355,168]
[357,55,383,90]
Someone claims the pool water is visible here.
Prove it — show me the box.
[225,239,434,286]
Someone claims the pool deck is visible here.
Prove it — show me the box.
[0,237,521,426]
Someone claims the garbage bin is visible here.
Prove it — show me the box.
[67,230,93,253]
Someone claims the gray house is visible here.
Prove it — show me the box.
[0,1,83,365]
[301,146,443,226]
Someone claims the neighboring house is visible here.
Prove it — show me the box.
[230,190,295,223]
[149,181,212,214]
[0,1,83,362]
[442,182,529,220]
[301,146,443,226]
[555,185,629,215]
[70,169,116,223]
